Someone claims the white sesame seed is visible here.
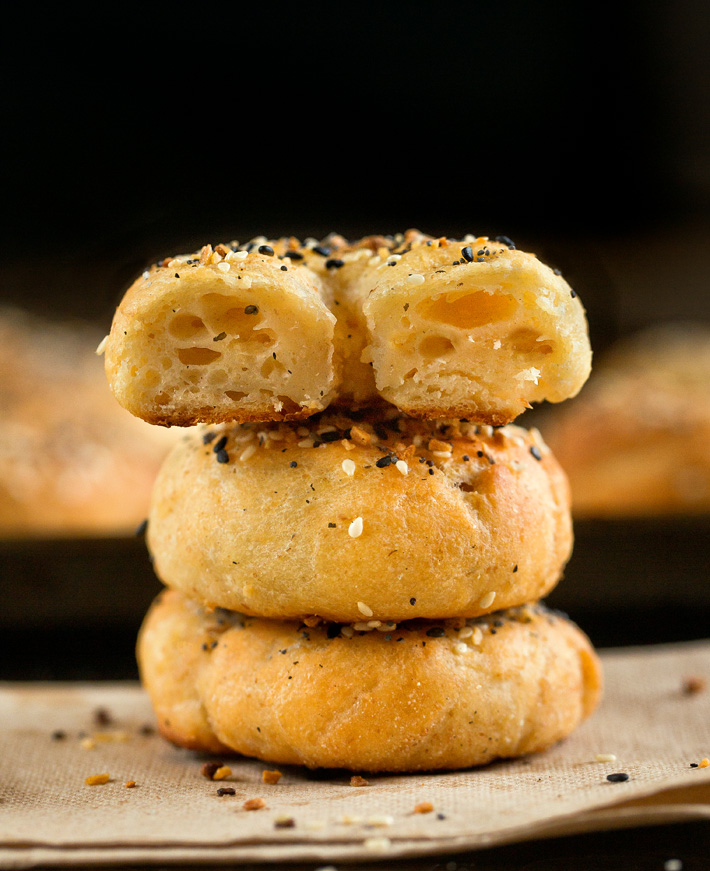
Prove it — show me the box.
[472,627,484,646]
[217,261,231,272]
[233,249,248,260]
[142,270,151,279]
[664,860,683,871]
[342,459,356,476]
[594,753,617,763]
[349,517,364,538]
[168,258,181,268]
[340,626,354,637]
[479,591,496,609]
[95,335,108,356]
[297,439,312,448]
[431,450,452,459]
[395,460,409,475]
[353,622,375,632]
[304,820,326,831]
[458,626,473,639]
[406,273,425,285]
[366,815,394,827]
[240,444,257,462]
[364,837,391,853]
[356,600,372,617]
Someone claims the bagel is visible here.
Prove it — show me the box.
[146,410,572,622]
[544,321,710,516]
[103,230,591,426]
[0,305,179,537]
[137,589,602,772]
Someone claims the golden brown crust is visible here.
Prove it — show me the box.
[544,322,710,516]
[137,590,602,772]
[147,411,572,622]
[103,231,591,427]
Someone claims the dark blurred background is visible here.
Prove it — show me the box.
[2,2,708,346]
[2,2,709,678]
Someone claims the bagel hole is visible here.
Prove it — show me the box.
[419,335,455,358]
[169,313,207,340]
[177,347,223,365]
[418,290,517,329]
[509,328,555,355]
[225,390,247,401]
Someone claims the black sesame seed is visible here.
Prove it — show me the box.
[428,468,434,475]
[312,245,331,257]
[216,449,229,464]
[570,289,577,298]
[244,305,259,315]
[325,258,345,269]
[461,245,474,262]
[376,456,392,468]
[513,564,518,573]
[690,762,699,768]
[410,597,417,605]
[328,522,336,528]
[217,787,236,796]
[286,250,304,260]
[289,461,298,468]
[494,235,516,249]
[530,445,542,461]
[426,627,446,637]
[606,773,630,782]
[463,454,470,462]
[320,430,341,442]
[213,436,228,453]
[326,623,341,638]
[280,265,288,271]
[213,331,227,342]
[51,730,67,740]
[258,245,274,256]
[203,431,217,444]
[134,518,148,537]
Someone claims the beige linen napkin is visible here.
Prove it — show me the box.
[1,640,709,868]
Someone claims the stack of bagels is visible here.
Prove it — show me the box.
[103,229,602,772]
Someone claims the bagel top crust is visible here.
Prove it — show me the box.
[102,230,591,427]
[146,410,572,622]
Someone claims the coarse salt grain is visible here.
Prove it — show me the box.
[454,642,468,654]
[217,261,230,272]
[342,459,356,476]
[349,517,364,538]
[357,600,373,617]
[479,591,496,609]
